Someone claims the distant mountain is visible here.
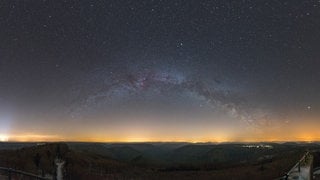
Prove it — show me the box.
[0,143,138,179]
[68,143,141,161]
[68,143,311,167]
[1,142,319,179]
[107,146,142,161]
[0,142,37,150]
[108,143,156,152]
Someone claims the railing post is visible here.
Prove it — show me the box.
[310,153,314,180]
[8,168,11,180]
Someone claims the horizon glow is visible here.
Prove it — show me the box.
[0,1,319,143]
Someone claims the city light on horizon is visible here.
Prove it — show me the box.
[4,118,320,143]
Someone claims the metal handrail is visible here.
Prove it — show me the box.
[280,151,312,180]
[0,167,51,180]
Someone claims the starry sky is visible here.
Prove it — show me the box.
[0,0,320,142]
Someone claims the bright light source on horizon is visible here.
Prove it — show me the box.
[0,134,9,142]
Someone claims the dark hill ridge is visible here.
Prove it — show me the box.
[68,143,142,161]
[0,143,69,175]
[165,144,273,166]
[68,142,320,168]
[0,142,319,179]
[108,143,156,152]
[0,142,37,150]
[107,146,142,161]
[0,143,142,179]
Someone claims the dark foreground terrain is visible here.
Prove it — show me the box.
[0,142,319,179]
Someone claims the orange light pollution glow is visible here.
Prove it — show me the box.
[4,116,320,143]
[1,0,320,149]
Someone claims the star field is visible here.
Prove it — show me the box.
[0,0,320,142]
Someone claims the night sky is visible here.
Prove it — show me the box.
[0,0,320,142]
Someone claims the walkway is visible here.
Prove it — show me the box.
[286,152,313,180]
